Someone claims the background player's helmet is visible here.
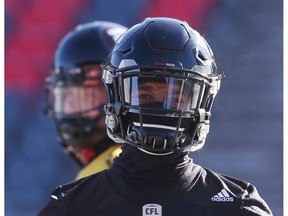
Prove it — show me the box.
[102,17,223,155]
[45,21,127,161]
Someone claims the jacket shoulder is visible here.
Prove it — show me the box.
[198,167,273,215]
[38,171,108,216]
[76,145,122,179]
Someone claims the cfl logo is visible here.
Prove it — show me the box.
[142,204,162,216]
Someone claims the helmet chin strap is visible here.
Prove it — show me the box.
[138,148,174,156]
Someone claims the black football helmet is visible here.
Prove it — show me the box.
[45,21,127,163]
[102,17,223,155]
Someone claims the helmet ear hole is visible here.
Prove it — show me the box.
[205,95,214,112]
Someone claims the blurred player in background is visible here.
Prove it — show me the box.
[44,21,127,179]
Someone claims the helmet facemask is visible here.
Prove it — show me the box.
[103,64,222,155]
[45,66,107,149]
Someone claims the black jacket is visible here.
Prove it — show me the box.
[38,146,272,216]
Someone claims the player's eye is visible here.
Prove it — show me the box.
[139,94,153,102]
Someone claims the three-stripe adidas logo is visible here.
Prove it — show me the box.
[211,189,234,202]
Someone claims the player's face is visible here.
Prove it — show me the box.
[124,75,199,111]
[136,81,189,110]
[52,64,106,118]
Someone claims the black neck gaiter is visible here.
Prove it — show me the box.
[111,145,192,182]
